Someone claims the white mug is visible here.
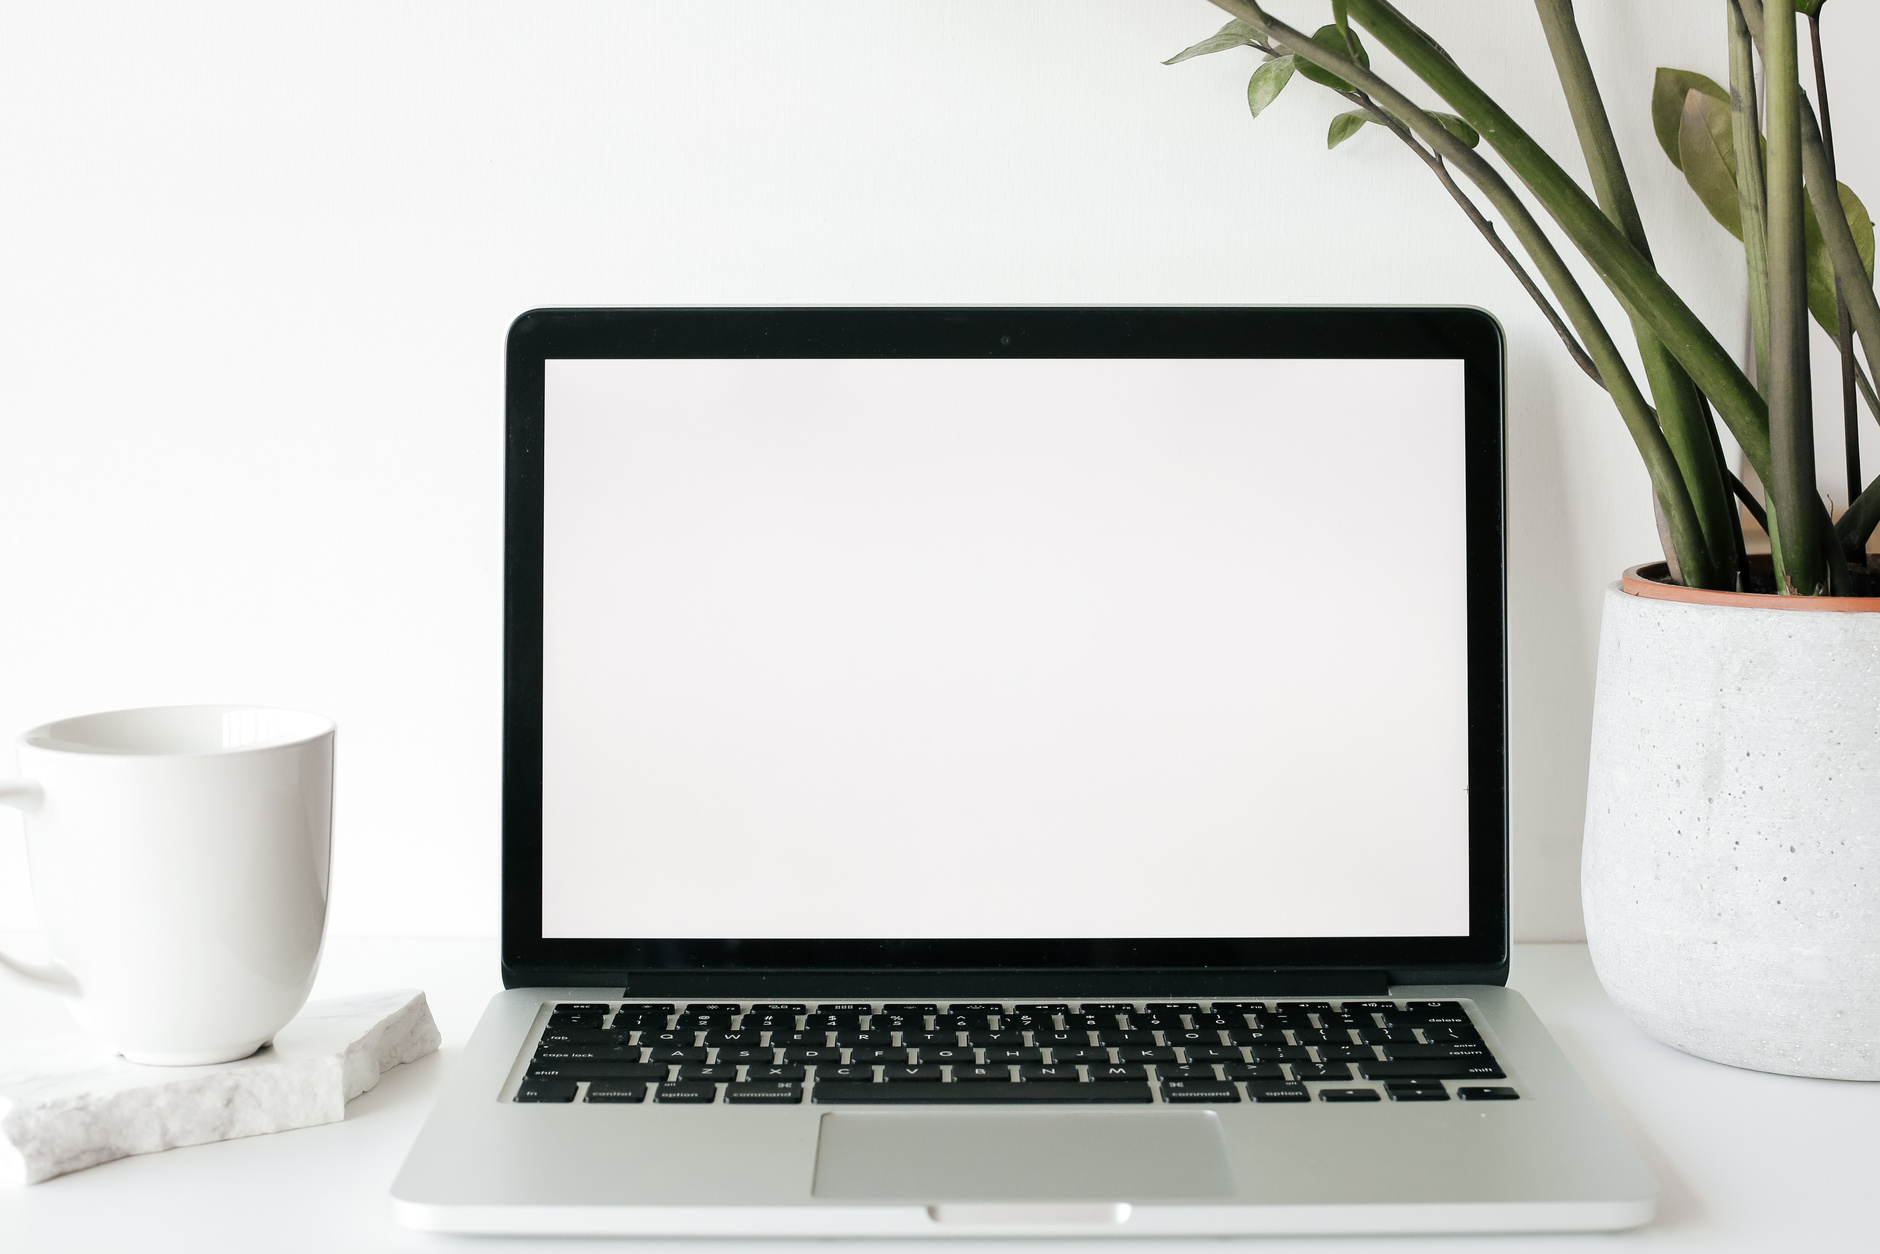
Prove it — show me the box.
[0,705,334,1065]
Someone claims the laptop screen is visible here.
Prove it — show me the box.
[538,355,1470,943]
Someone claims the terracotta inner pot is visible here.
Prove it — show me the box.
[1624,556,1880,611]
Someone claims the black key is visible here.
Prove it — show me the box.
[1317,1045,1378,1061]
[528,1061,666,1081]
[1062,1014,1118,1029]
[1164,1029,1224,1048]
[1382,1043,1490,1060]
[1117,1046,1178,1062]
[1094,1030,1156,1046]
[585,1081,647,1103]
[849,1047,908,1064]
[813,1064,874,1082]
[1013,1003,1070,1015]
[674,1013,736,1028]
[904,1031,962,1046]
[1184,1045,1243,1062]
[641,1030,699,1049]
[534,1046,640,1062]
[1049,1046,1111,1063]
[952,1065,1013,1082]
[814,1082,1152,1105]
[1458,1086,1520,1101]
[557,1002,614,1015]
[645,1047,708,1063]
[1289,1062,1352,1081]
[817,1003,874,1015]
[1223,1061,1287,1080]
[514,1078,577,1102]
[964,1031,1026,1047]
[1157,1064,1220,1080]
[870,1014,922,1032]
[1418,1025,1485,1043]
[1356,1027,1421,1044]
[783,1047,842,1063]
[881,1003,938,1015]
[1341,1001,1399,1014]
[611,1013,670,1030]
[1078,1003,1136,1015]
[835,1030,895,1047]
[1387,1087,1450,1101]
[1362,1060,1505,1080]
[1208,1002,1267,1014]
[541,1027,629,1046]
[1406,1000,1468,1019]
[803,1013,864,1029]
[746,1064,808,1082]
[1160,1079,1239,1103]
[654,1082,716,1104]
[740,1014,795,1030]
[678,1064,739,1081]
[1280,1001,1334,1014]
[1086,1062,1148,1081]
[1247,1083,1310,1103]
[548,1013,604,1029]
[981,1046,1044,1063]
[1189,1013,1238,1029]
[617,1003,676,1016]
[748,1003,807,1014]
[935,1015,994,1031]
[1320,1088,1382,1103]
[704,1030,765,1047]
[883,1065,945,1082]
[714,1047,776,1065]
[946,1003,1003,1015]
[1383,1077,1447,1089]
[916,1047,977,1065]
[1293,1029,1354,1046]
[1032,1030,1093,1048]
[685,1002,742,1014]
[776,1030,832,1047]
[1129,1012,1184,1030]
[726,1081,804,1104]
[1145,1002,1202,1014]
[1225,1028,1293,1046]
[1248,1044,1312,1061]
[1019,1064,1083,1082]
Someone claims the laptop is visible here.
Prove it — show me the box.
[390,306,1655,1236]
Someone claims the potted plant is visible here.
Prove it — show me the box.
[1167,0,1880,1080]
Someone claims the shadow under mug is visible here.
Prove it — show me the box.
[0,705,334,1065]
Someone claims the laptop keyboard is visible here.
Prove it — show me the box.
[513,1000,1514,1106]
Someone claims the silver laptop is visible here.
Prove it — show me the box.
[391,307,1655,1237]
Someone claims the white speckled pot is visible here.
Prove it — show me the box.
[1583,575,1880,1080]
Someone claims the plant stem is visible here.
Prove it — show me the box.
[1344,90,1604,387]
[1214,0,1718,585]
[1532,0,1735,586]
[1729,0,1772,392]
[1325,0,1774,487]
[1762,0,1825,593]
[1702,395,1753,587]
[1727,466,1770,534]
[1805,10,1862,536]
[1799,107,1880,407]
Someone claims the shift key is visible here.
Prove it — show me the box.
[1361,1059,1505,1080]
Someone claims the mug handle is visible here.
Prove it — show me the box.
[0,779,82,995]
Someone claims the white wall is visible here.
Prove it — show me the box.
[1,1,1873,941]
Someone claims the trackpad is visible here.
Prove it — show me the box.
[812,1111,1235,1201]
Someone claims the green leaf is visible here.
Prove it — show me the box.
[1164,20,1258,66]
[1333,0,1352,48]
[1426,110,1479,148]
[1327,110,1372,149]
[1805,182,1877,334]
[1247,56,1296,119]
[1794,0,1825,15]
[1296,24,1370,92]
[1652,68,1728,169]
[1678,90,1743,238]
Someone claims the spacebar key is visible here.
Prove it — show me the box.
[813,1082,1152,1104]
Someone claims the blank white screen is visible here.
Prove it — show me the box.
[541,357,1470,939]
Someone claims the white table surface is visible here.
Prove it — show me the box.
[1,937,1874,1252]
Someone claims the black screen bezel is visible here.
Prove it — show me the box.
[502,307,1508,991]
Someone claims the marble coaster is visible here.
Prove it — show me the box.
[0,988,440,1184]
